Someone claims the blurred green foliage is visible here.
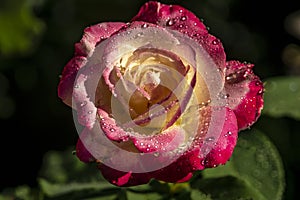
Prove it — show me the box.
[0,0,299,199]
[0,0,44,55]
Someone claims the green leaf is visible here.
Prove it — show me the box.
[149,180,171,194]
[263,76,300,120]
[199,129,285,200]
[39,148,103,184]
[0,185,40,200]
[127,191,163,200]
[192,176,264,200]
[38,178,119,200]
[190,190,212,200]
[38,148,128,199]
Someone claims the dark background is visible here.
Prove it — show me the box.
[0,0,299,199]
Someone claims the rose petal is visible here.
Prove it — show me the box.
[58,56,87,107]
[98,164,152,186]
[58,22,126,106]
[131,1,207,35]
[131,126,185,153]
[98,109,129,142]
[153,149,203,183]
[131,1,226,70]
[76,136,95,163]
[202,108,238,168]
[224,61,264,130]
[75,22,126,57]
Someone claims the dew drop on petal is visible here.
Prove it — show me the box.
[80,101,87,107]
[166,19,175,26]
[110,128,115,132]
[205,137,215,142]
[212,39,220,45]
[258,89,264,95]
[141,23,148,28]
[180,16,187,21]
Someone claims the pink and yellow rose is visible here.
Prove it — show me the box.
[58,1,264,186]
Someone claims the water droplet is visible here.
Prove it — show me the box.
[141,23,148,28]
[180,16,187,21]
[289,82,298,92]
[179,24,184,28]
[255,80,262,86]
[205,137,215,142]
[166,19,175,26]
[74,84,79,89]
[179,9,183,13]
[201,160,205,166]
[88,110,93,114]
[227,131,232,135]
[258,89,264,95]
[136,32,143,37]
[212,39,220,45]
[110,128,115,132]
[218,93,229,99]
[80,101,87,107]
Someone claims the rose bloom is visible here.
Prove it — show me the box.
[58,1,263,186]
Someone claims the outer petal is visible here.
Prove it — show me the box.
[131,1,226,70]
[153,149,203,183]
[98,164,152,187]
[58,22,126,106]
[76,137,95,163]
[202,108,238,168]
[224,61,264,130]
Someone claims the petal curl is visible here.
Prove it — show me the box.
[58,22,126,106]
[224,61,264,130]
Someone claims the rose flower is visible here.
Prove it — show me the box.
[58,1,264,186]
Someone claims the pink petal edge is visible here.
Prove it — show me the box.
[58,22,126,106]
[224,61,264,130]
[131,1,226,70]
